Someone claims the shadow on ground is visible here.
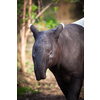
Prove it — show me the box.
[17,92,84,100]
[17,70,84,100]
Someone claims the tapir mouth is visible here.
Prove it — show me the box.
[35,69,46,81]
[36,74,46,81]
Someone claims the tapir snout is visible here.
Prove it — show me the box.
[35,69,46,81]
[34,62,46,81]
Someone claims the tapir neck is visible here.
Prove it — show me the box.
[56,41,63,66]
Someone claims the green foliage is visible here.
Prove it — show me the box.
[17,67,21,71]
[43,16,59,29]
[25,12,29,21]
[31,4,38,20]
[35,83,39,87]
[54,7,58,13]
[70,0,80,3]
[26,61,32,67]
[17,0,23,15]
[18,80,22,84]
[55,0,59,3]
[20,18,23,25]
[32,89,38,93]
[64,0,67,2]
[52,0,59,4]
[17,0,23,3]
[17,87,38,97]
[31,4,38,12]
[27,68,34,74]
[43,20,57,29]
[70,0,74,3]
[17,62,20,67]
[26,60,34,74]
[26,5,29,9]
[40,16,43,21]
[17,2,38,25]
[39,90,42,92]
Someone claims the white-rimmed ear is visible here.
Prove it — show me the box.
[54,23,64,40]
[60,23,64,28]
[29,24,32,28]
[29,24,39,39]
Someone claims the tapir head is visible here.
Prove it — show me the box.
[29,23,64,81]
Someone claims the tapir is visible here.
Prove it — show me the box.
[29,18,84,100]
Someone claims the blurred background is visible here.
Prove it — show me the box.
[17,0,84,100]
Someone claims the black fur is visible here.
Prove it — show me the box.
[30,23,84,100]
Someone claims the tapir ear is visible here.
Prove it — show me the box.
[29,24,39,39]
[54,23,64,40]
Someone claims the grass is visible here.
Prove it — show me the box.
[44,84,48,88]
[27,68,34,75]
[17,87,38,97]
[35,83,39,87]
[18,80,22,84]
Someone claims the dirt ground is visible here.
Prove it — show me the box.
[17,69,84,100]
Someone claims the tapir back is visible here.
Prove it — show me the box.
[57,24,84,78]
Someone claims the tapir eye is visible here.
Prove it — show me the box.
[49,51,53,59]
[50,51,52,55]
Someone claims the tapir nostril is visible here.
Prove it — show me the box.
[34,67,46,81]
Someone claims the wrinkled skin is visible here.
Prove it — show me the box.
[30,23,84,100]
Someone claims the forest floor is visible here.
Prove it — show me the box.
[17,69,84,100]
[17,51,84,100]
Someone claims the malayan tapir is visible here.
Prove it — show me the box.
[29,18,84,100]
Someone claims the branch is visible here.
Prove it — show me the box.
[18,2,53,32]
[25,0,32,40]
[31,2,53,24]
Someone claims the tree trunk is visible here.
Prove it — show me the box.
[38,0,41,14]
[38,0,44,21]
[20,0,32,73]
[20,0,27,72]
[25,0,32,39]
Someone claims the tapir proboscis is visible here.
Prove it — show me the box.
[29,18,84,100]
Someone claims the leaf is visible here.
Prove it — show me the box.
[32,15,35,19]
[31,4,38,12]
[26,5,29,9]
[70,0,74,3]
[26,12,29,17]
[40,16,43,21]
[64,0,67,2]
[35,83,39,87]
[25,17,28,21]
[56,0,59,3]
[20,18,23,25]
[54,7,58,13]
